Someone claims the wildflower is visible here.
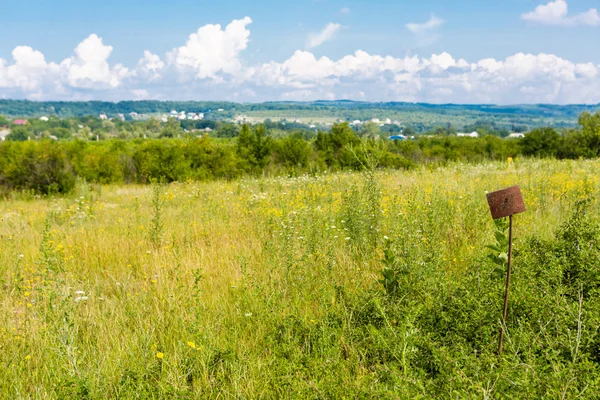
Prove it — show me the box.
[156,352,164,359]
[19,254,24,259]
[345,237,350,241]
[74,296,88,302]
[245,312,252,317]
[26,303,33,308]
[24,355,31,360]
[75,290,85,295]
[187,341,196,349]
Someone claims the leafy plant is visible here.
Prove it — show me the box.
[486,217,510,270]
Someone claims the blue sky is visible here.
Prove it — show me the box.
[1,0,600,103]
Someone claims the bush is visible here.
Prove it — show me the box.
[0,141,76,194]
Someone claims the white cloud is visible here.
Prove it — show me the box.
[61,34,130,88]
[522,0,600,26]
[306,23,341,49]
[406,15,444,35]
[136,51,164,80]
[339,7,350,15]
[1,17,600,104]
[0,46,58,91]
[171,17,252,79]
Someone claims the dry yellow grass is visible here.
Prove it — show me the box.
[1,158,599,398]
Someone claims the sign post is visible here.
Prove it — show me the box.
[486,185,526,355]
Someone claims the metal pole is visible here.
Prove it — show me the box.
[498,214,513,355]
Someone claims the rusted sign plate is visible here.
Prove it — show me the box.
[486,185,526,219]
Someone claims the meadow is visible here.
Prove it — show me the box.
[2,158,600,398]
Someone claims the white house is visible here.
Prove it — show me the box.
[385,118,392,124]
[161,117,168,122]
[508,133,525,138]
[457,131,479,138]
[40,116,49,121]
[0,129,10,141]
[371,118,380,123]
[170,110,178,116]
[99,114,108,120]
[352,120,362,126]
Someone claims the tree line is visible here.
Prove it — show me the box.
[0,112,598,195]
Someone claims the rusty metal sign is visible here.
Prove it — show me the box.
[486,186,526,220]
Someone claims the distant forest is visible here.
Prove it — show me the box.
[2,100,600,132]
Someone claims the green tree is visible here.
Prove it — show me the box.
[578,111,600,157]
[160,117,180,138]
[361,121,381,139]
[236,124,272,171]
[6,127,30,141]
[521,127,562,157]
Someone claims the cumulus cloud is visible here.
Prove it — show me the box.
[61,34,130,89]
[136,51,164,80]
[245,50,600,104]
[306,23,341,49]
[171,17,252,79]
[2,17,600,103]
[406,15,444,35]
[522,0,600,26]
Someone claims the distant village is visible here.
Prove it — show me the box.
[0,110,527,141]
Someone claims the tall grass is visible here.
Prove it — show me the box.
[1,159,600,398]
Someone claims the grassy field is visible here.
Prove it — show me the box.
[2,159,600,398]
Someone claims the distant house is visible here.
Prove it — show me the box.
[40,116,49,121]
[13,119,27,125]
[384,118,392,124]
[457,131,479,138]
[508,133,525,138]
[129,112,138,118]
[170,110,178,116]
[389,135,406,140]
[0,129,10,141]
[217,108,224,112]
[352,120,362,126]
[161,117,168,123]
[204,127,213,132]
[99,114,108,120]
[371,118,380,123]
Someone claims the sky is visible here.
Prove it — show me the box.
[1,0,600,104]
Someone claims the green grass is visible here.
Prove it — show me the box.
[2,159,600,398]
